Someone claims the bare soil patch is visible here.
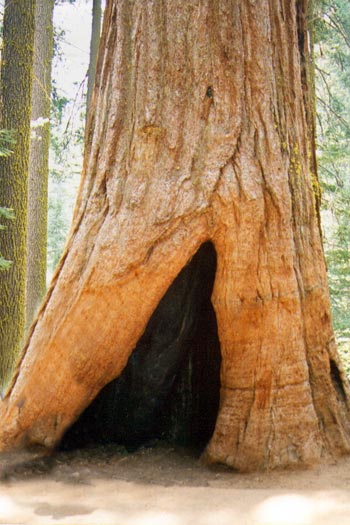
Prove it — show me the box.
[0,442,350,524]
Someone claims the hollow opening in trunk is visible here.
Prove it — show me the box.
[61,241,221,454]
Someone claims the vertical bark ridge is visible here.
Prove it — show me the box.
[86,0,102,115]
[25,0,54,330]
[205,0,350,470]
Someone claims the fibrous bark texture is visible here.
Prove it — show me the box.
[0,0,350,471]
[86,0,102,114]
[25,0,54,330]
[0,0,36,392]
[61,241,220,451]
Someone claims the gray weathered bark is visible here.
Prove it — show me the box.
[25,0,54,331]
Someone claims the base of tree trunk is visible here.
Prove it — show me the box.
[1,0,350,473]
[61,242,221,453]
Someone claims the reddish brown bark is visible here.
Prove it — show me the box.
[0,0,349,471]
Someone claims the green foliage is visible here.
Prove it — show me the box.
[314,0,350,372]
[54,0,76,4]
[0,206,14,271]
[47,8,87,277]
[48,79,85,276]
[47,182,70,270]
[0,129,16,157]
[0,129,15,270]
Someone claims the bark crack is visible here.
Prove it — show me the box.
[258,159,283,220]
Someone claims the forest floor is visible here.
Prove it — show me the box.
[0,442,350,525]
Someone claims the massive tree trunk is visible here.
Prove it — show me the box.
[0,0,350,471]
[25,0,54,330]
[0,0,36,392]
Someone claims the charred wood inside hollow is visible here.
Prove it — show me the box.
[61,242,221,452]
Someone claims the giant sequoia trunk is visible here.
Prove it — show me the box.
[1,0,350,471]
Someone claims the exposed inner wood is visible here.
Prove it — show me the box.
[61,242,220,452]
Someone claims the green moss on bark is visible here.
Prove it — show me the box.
[0,0,36,392]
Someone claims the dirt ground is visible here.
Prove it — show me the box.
[0,442,350,525]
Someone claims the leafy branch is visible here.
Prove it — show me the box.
[0,206,14,271]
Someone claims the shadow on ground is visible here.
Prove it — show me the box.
[1,443,350,525]
[0,441,233,488]
[1,440,350,492]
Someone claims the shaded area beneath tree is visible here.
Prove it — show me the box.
[61,242,221,453]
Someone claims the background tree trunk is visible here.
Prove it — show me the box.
[25,0,54,331]
[0,0,349,471]
[0,0,36,392]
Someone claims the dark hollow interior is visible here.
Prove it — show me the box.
[61,242,221,453]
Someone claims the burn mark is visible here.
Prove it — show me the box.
[61,242,221,453]
[206,86,213,99]
[330,359,347,403]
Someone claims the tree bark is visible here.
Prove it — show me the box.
[0,0,36,392]
[86,0,102,115]
[0,0,349,471]
[25,0,54,331]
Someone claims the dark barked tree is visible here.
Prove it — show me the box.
[0,0,350,472]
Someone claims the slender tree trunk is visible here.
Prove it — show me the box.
[0,0,349,471]
[25,0,54,331]
[86,0,102,116]
[0,0,36,392]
